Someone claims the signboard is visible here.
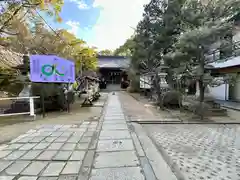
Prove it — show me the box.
[30,55,75,83]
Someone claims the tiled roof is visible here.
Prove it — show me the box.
[97,55,130,69]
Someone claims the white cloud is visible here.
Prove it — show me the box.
[69,0,89,9]
[66,20,80,36]
[88,0,150,50]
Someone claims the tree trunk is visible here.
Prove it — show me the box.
[166,70,174,89]
[199,56,205,120]
[154,72,162,108]
[199,56,205,103]
[198,79,205,103]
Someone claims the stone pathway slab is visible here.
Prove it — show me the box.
[21,161,48,176]
[20,150,42,160]
[93,151,139,168]
[0,151,12,159]
[102,124,128,130]
[42,162,66,176]
[18,177,38,180]
[97,139,134,152]
[99,130,131,140]
[37,150,58,160]
[4,151,26,160]
[0,161,13,173]
[61,161,82,175]
[53,151,72,161]
[0,176,14,180]
[69,151,86,161]
[5,161,30,175]
[90,167,145,180]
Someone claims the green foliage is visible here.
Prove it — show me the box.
[116,0,240,109]
[0,0,64,35]
[162,90,182,107]
[98,49,113,56]
[0,1,97,96]
[0,19,97,72]
[116,0,185,88]
[127,67,140,92]
[168,0,240,104]
[114,37,135,56]
[176,21,233,57]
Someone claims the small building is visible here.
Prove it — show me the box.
[97,55,130,88]
[205,12,240,101]
[209,57,240,101]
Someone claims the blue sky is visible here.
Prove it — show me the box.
[46,0,150,50]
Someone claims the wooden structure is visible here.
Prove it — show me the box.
[97,55,130,89]
[208,57,240,101]
[75,75,100,106]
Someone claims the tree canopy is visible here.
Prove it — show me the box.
[0,0,97,94]
[114,37,135,57]
[0,0,97,71]
[98,49,113,56]
[117,0,240,100]
[0,0,64,35]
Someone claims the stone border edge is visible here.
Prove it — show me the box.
[132,122,179,180]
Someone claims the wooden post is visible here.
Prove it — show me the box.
[29,97,36,119]
[67,91,70,113]
[41,89,45,118]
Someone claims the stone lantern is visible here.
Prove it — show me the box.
[158,72,169,89]
[156,60,169,92]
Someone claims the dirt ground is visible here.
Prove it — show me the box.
[0,93,108,144]
[119,92,171,120]
[128,92,240,122]
[123,92,178,118]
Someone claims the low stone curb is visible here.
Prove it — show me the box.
[77,96,108,180]
[132,122,178,180]
[131,121,240,124]
[221,105,240,111]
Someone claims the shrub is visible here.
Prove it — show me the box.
[162,90,182,108]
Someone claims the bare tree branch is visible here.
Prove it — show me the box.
[0,29,19,35]
[0,5,23,34]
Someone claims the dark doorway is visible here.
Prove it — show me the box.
[109,71,121,84]
[99,68,122,84]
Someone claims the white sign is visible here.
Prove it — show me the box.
[140,75,152,89]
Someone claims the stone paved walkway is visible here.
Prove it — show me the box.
[0,120,98,180]
[89,93,145,180]
[0,93,171,180]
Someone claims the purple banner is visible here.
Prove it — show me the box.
[30,55,75,83]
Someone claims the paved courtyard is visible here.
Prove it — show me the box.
[0,121,98,180]
[3,92,238,180]
[144,124,240,180]
[117,92,240,180]
[0,93,166,180]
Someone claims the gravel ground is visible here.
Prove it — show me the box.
[144,124,240,180]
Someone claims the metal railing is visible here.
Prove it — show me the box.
[0,96,40,119]
[206,40,240,63]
